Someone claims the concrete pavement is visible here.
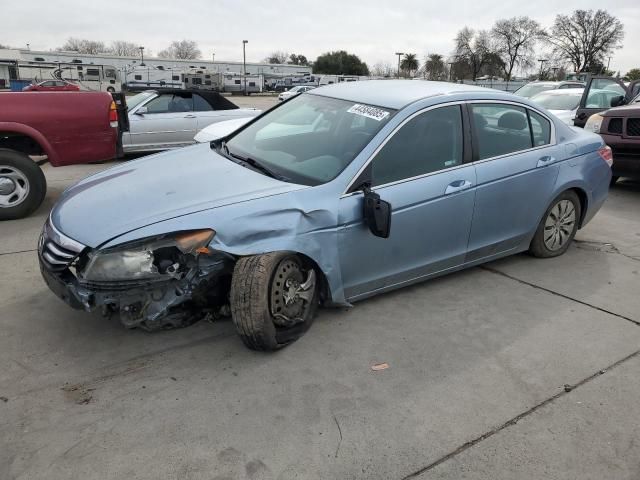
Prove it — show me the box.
[1,160,639,479]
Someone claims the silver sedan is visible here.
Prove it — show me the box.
[123,89,261,153]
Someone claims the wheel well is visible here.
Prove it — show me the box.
[569,187,588,228]
[0,132,45,157]
[295,253,332,305]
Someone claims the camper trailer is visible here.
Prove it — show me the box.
[14,60,121,92]
[222,73,263,94]
[123,65,183,90]
[182,68,223,91]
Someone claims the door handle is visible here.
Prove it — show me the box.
[537,155,556,168]
[184,114,196,118]
[444,180,473,195]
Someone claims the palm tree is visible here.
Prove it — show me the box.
[424,54,446,80]
[400,53,419,78]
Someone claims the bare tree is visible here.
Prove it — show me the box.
[264,51,289,64]
[491,17,544,80]
[548,9,624,73]
[110,41,140,57]
[158,40,202,60]
[371,61,394,77]
[454,27,493,80]
[59,38,108,54]
[0,43,10,49]
[423,54,447,80]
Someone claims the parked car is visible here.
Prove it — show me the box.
[278,85,316,101]
[530,89,583,125]
[194,117,254,143]
[22,80,81,92]
[39,80,611,351]
[513,81,584,99]
[123,89,261,153]
[0,91,123,220]
[573,76,640,128]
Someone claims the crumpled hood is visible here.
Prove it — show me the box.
[51,143,306,247]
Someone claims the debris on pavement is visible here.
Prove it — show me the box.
[371,363,389,371]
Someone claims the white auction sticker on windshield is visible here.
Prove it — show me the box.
[347,104,390,121]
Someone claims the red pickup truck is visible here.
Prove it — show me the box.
[0,91,124,220]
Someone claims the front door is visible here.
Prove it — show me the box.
[338,104,477,301]
[126,92,198,150]
[574,76,637,128]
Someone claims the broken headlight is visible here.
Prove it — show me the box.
[79,230,215,282]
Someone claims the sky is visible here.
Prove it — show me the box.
[3,0,638,75]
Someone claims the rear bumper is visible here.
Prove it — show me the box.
[600,135,640,178]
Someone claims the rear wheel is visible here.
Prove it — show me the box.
[0,148,47,220]
[529,190,581,258]
[230,252,318,351]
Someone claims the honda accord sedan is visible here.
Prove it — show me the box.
[39,80,612,350]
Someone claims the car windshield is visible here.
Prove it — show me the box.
[126,91,155,110]
[531,92,581,111]
[514,84,555,98]
[223,94,395,186]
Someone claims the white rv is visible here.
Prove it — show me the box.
[182,68,223,91]
[15,60,121,92]
[318,75,361,86]
[123,65,183,90]
[222,73,263,94]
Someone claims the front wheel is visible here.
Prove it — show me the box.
[529,190,581,258]
[230,252,318,351]
[0,148,47,220]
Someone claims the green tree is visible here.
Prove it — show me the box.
[288,54,309,66]
[313,51,369,75]
[424,54,446,80]
[625,68,640,81]
[400,53,419,77]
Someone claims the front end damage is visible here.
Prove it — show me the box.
[38,219,235,331]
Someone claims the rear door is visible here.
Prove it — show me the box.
[466,102,561,261]
[127,92,197,150]
[574,76,632,127]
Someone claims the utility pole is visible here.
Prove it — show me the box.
[551,67,558,81]
[395,52,404,79]
[139,46,145,66]
[448,62,454,82]
[537,58,547,80]
[242,40,248,96]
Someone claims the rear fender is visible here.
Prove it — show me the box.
[0,122,61,166]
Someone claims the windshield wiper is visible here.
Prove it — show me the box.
[228,151,285,181]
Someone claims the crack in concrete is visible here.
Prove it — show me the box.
[481,266,640,327]
[333,414,343,459]
[402,348,640,479]
[573,239,640,262]
[0,248,37,257]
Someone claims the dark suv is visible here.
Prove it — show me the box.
[575,76,640,182]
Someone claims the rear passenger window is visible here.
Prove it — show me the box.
[528,110,551,146]
[471,104,532,160]
[372,105,463,186]
[193,94,212,111]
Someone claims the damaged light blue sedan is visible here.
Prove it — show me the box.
[39,80,612,350]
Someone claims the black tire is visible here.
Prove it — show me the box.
[0,148,47,220]
[610,176,619,186]
[230,252,319,351]
[529,190,581,258]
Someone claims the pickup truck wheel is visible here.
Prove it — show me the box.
[0,149,47,220]
[529,190,581,258]
[230,252,318,351]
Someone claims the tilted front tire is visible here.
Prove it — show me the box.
[0,148,47,220]
[529,190,581,258]
[230,252,318,351]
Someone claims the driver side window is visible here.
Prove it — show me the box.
[371,105,463,186]
[586,79,626,108]
[145,94,193,114]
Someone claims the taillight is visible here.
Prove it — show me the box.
[109,100,118,128]
[597,145,613,167]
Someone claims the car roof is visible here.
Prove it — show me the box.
[144,88,239,110]
[309,80,492,109]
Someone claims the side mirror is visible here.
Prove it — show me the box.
[135,106,148,115]
[610,95,625,107]
[362,186,391,238]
